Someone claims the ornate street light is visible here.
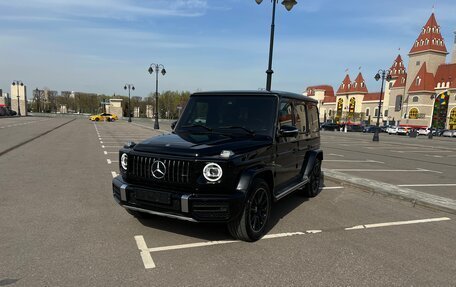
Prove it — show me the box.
[12,80,24,116]
[373,70,392,142]
[255,0,297,91]
[124,84,135,122]
[148,64,166,129]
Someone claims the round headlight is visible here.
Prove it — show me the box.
[203,163,223,182]
[121,153,128,170]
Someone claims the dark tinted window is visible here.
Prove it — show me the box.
[306,103,319,133]
[278,99,293,128]
[177,95,277,137]
[395,95,402,111]
[294,101,307,133]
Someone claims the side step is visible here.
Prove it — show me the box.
[274,177,309,201]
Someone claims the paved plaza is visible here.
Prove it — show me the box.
[1,117,456,286]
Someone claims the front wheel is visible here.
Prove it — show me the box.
[228,179,271,242]
[303,159,322,198]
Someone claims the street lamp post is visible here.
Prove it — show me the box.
[124,84,135,122]
[255,0,297,91]
[12,80,23,116]
[373,70,392,142]
[148,64,166,129]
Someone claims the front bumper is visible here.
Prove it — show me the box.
[112,176,245,222]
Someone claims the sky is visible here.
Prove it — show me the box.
[1,0,455,98]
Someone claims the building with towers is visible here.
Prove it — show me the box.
[307,12,456,130]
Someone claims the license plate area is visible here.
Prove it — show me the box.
[135,189,171,205]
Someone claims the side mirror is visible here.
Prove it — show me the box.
[279,125,299,137]
[171,121,177,130]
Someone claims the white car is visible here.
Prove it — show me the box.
[442,130,456,137]
[386,126,398,135]
[417,128,430,136]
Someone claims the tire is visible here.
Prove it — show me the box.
[95,118,99,121]
[228,179,271,242]
[303,159,322,198]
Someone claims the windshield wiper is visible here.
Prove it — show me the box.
[217,126,255,136]
[181,124,213,131]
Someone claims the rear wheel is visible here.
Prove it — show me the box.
[228,179,271,242]
[304,159,322,198]
[95,118,99,121]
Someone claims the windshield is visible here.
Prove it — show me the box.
[176,95,277,137]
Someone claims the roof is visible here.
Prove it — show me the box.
[408,63,435,93]
[191,90,318,103]
[434,63,456,89]
[350,72,369,93]
[336,74,352,94]
[306,85,335,97]
[389,55,407,78]
[391,74,407,89]
[409,13,448,55]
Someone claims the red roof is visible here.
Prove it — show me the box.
[392,74,407,88]
[323,96,336,103]
[408,63,435,93]
[434,63,456,89]
[336,74,352,94]
[363,92,383,101]
[389,55,406,78]
[350,72,369,93]
[306,85,335,97]
[409,13,448,55]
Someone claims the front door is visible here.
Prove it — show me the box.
[274,99,299,191]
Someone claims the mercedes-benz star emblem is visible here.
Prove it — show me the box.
[151,160,166,179]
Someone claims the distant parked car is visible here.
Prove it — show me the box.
[321,123,340,131]
[441,130,456,137]
[396,126,410,135]
[346,124,364,132]
[363,126,380,133]
[0,105,16,116]
[386,126,398,135]
[89,113,118,122]
[417,128,431,136]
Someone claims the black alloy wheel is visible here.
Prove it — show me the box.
[248,186,270,233]
[228,179,271,242]
[304,159,322,198]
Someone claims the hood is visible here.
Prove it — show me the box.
[133,132,272,157]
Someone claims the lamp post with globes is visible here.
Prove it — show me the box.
[12,80,24,116]
[255,0,297,91]
[124,84,135,122]
[148,64,166,129]
[373,69,392,142]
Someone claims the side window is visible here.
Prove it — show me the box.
[307,103,320,133]
[294,101,307,133]
[278,99,293,128]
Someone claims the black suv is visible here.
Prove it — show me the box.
[112,90,323,241]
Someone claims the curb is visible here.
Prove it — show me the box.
[323,168,456,215]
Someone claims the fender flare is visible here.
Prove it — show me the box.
[235,166,274,194]
[302,149,324,178]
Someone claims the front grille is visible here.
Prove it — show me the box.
[130,155,192,184]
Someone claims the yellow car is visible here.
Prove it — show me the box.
[89,113,119,122]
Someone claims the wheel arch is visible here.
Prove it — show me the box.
[236,167,274,195]
[302,149,323,179]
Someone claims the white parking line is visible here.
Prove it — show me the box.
[345,217,450,230]
[136,217,450,269]
[111,171,118,178]
[393,150,449,153]
[328,153,345,157]
[398,184,456,187]
[321,186,344,190]
[331,168,443,174]
[134,236,156,269]
[325,160,384,164]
